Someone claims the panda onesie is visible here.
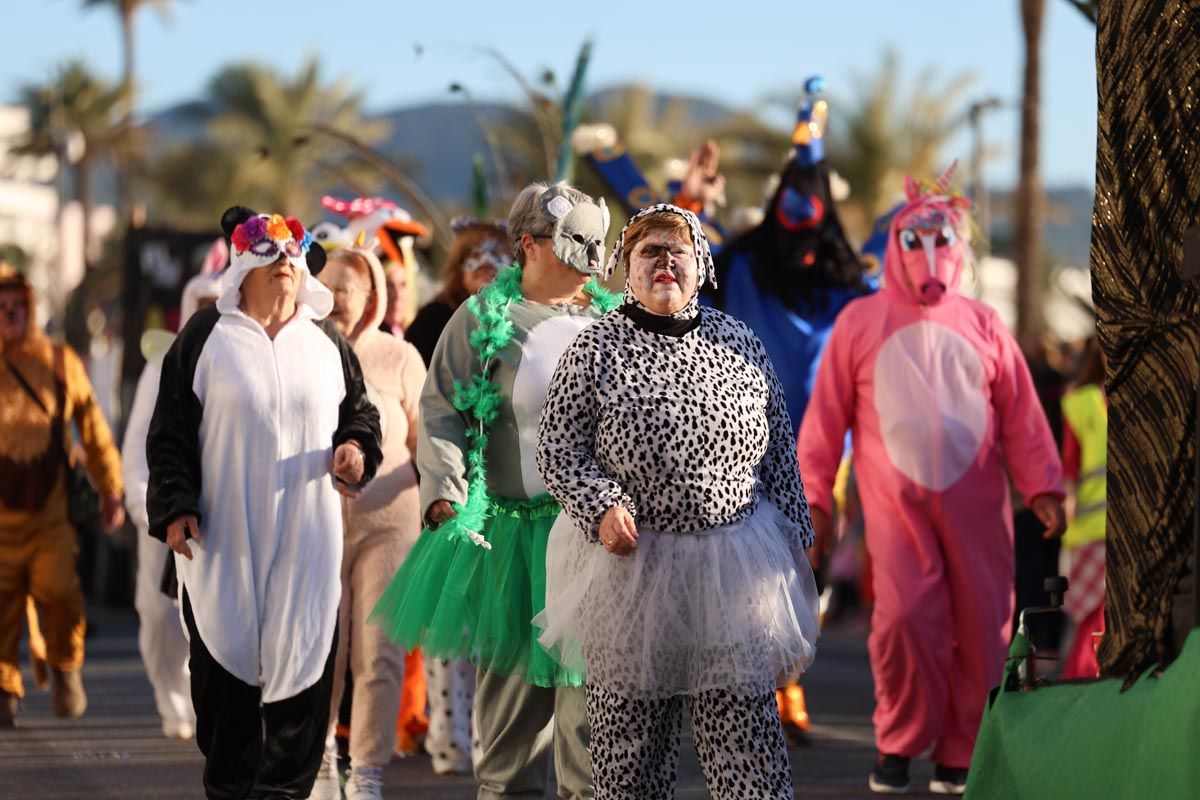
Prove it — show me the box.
[147,207,382,800]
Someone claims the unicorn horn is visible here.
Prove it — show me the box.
[936,160,959,193]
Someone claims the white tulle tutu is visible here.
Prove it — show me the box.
[536,500,820,699]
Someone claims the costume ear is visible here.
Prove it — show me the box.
[903,176,921,202]
[599,198,611,235]
[220,206,258,238]
[540,187,574,220]
[201,238,229,276]
[307,242,327,276]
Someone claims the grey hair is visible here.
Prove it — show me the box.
[506,181,594,265]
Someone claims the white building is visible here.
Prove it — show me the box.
[963,255,1095,343]
[0,104,115,327]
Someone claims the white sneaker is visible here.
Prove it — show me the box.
[431,755,472,777]
[162,719,194,740]
[309,748,342,800]
[344,765,383,800]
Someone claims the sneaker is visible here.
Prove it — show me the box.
[344,765,383,800]
[431,754,472,776]
[309,748,342,800]
[162,719,195,741]
[930,764,969,795]
[868,753,911,794]
[50,668,86,718]
[0,689,17,728]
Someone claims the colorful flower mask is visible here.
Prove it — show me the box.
[230,213,313,272]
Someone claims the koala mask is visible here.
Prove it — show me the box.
[539,185,612,277]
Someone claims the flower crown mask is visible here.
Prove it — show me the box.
[231,214,313,269]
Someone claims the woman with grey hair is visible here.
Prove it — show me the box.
[372,182,618,799]
[536,204,820,800]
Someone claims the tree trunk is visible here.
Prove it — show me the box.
[116,8,135,223]
[78,156,95,270]
[1090,0,1200,678]
[1013,0,1045,349]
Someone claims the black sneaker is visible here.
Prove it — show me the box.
[869,753,911,794]
[930,764,969,795]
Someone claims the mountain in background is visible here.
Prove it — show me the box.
[137,87,1094,263]
[988,186,1094,266]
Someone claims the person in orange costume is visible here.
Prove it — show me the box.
[0,262,124,726]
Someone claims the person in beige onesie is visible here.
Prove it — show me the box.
[312,246,426,800]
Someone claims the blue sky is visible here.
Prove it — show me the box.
[7,0,1097,189]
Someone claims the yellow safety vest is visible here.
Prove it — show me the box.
[1061,384,1107,549]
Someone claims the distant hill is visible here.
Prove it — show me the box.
[989,186,1094,267]
[130,88,1095,264]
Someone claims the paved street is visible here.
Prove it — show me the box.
[0,611,943,799]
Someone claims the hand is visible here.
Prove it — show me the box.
[100,492,125,534]
[333,441,365,487]
[598,505,638,556]
[166,515,201,560]
[678,140,726,208]
[427,500,456,529]
[807,506,833,570]
[1031,494,1067,539]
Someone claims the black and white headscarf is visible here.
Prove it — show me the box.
[607,204,717,322]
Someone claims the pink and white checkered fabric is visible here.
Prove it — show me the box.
[1064,540,1106,622]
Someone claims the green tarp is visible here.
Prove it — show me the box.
[966,630,1200,799]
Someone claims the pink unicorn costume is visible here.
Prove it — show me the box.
[797,173,1063,769]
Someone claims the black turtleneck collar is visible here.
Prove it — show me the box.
[619,303,702,337]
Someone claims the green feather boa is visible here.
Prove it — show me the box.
[437,263,620,549]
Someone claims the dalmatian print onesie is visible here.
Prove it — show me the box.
[536,205,821,800]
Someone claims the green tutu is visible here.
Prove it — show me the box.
[370,493,583,688]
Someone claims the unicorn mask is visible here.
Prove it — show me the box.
[539,185,611,276]
[884,164,973,306]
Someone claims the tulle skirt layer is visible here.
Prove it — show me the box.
[371,494,583,688]
[536,501,819,699]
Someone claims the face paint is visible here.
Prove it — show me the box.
[627,231,699,315]
[539,187,611,276]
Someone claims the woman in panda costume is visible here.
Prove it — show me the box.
[147,206,382,800]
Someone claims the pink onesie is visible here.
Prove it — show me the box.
[796,175,1064,768]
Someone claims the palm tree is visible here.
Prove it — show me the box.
[147,59,390,224]
[18,61,131,268]
[817,51,976,238]
[1062,0,1098,22]
[482,39,599,189]
[1013,0,1046,347]
[82,0,174,216]
[81,0,172,95]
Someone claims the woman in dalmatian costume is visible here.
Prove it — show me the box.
[797,169,1065,795]
[536,204,820,800]
[371,182,619,800]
